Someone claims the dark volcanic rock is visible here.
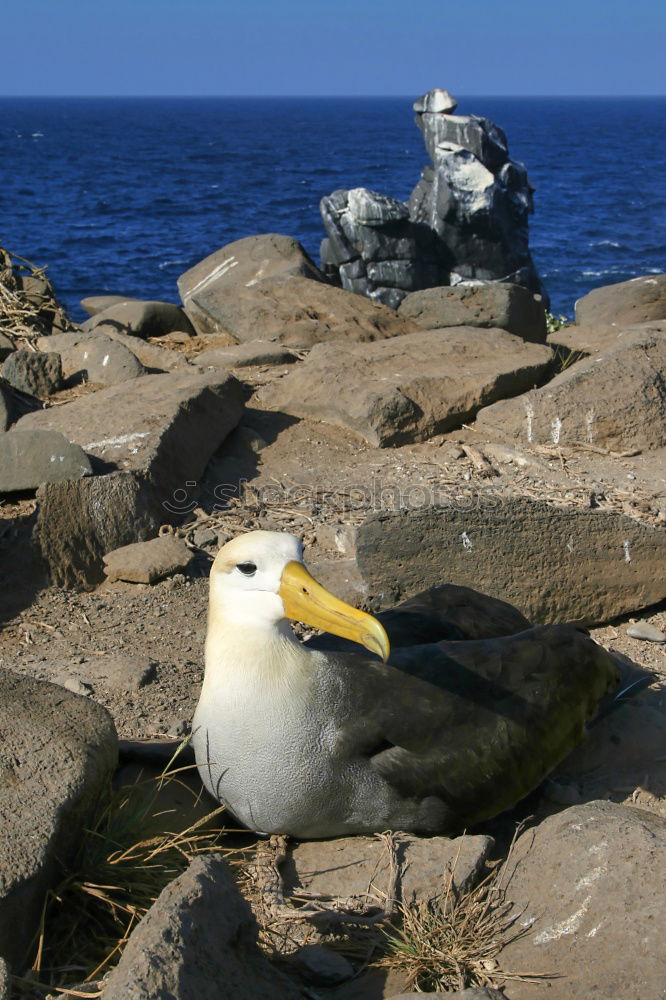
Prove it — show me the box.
[0,671,117,967]
[0,430,93,492]
[1,349,62,397]
[262,327,551,447]
[320,88,546,307]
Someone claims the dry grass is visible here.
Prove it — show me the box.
[379,858,546,994]
[0,247,71,344]
[16,751,231,996]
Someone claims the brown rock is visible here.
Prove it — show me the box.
[355,496,666,624]
[474,327,666,452]
[0,671,117,967]
[497,801,666,999]
[262,327,552,446]
[103,535,194,583]
[548,317,666,356]
[178,233,414,346]
[398,283,547,343]
[283,833,493,905]
[575,273,666,326]
[100,854,301,1000]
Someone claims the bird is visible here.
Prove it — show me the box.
[192,530,619,839]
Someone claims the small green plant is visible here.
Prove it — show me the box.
[21,754,230,993]
[545,311,571,335]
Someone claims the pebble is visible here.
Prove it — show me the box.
[292,944,354,985]
[626,622,666,643]
[60,677,93,697]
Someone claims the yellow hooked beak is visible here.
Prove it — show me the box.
[279,561,390,662]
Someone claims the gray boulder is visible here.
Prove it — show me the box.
[355,496,666,624]
[178,233,414,345]
[398,283,547,342]
[262,327,552,447]
[0,671,117,967]
[55,332,145,385]
[497,801,666,1000]
[38,330,190,375]
[84,299,195,339]
[575,273,666,327]
[100,855,301,1000]
[474,327,666,453]
[1,349,62,397]
[0,429,92,492]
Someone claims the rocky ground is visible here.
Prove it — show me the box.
[1,232,666,999]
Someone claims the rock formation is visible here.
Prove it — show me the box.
[320,87,547,309]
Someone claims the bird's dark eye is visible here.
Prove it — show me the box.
[236,562,257,577]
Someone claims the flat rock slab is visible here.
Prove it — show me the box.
[100,854,301,1000]
[355,496,666,624]
[16,371,245,488]
[178,233,413,346]
[195,341,298,368]
[86,654,156,692]
[84,299,195,339]
[283,833,493,905]
[0,429,92,492]
[398,283,547,343]
[0,671,117,966]
[475,327,666,452]
[497,801,666,999]
[262,327,552,446]
[18,372,245,587]
[575,273,666,326]
[103,535,194,583]
[548,317,666,357]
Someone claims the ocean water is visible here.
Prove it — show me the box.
[1,96,665,321]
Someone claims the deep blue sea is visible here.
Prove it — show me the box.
[1,97,665,321]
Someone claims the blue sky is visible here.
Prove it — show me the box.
[2,0,665,97]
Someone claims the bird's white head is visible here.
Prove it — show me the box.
[208,529,389,660]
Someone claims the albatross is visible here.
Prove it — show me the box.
[192,530,618,838]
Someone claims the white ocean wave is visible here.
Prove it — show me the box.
[158,258,189,270]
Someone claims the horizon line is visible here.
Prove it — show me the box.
[1,92,665,100]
